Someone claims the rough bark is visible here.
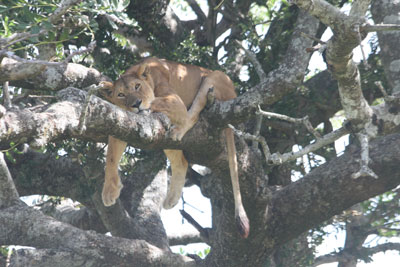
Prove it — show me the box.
[371,0,400,93]
[126,0,190,49]
[4,128,400,266]
[2,0,400,266]
[0,58,108,91]
[0,203,193,267]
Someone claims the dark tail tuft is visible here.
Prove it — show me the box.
[236,214,250,238]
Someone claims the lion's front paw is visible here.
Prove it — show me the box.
[163,191,181,209]
[102,180,123,207]
[170,127,187,141]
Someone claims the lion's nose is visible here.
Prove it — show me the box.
[132,99,142,108]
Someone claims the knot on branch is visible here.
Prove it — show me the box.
[57,87,88,102]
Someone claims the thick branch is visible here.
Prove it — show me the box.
[0,58,107,90]
[371,0,400,93]
[41,202,107,234]
[312,242,400,266]
[0,202,194,267]
[8,147,170,249]
[186,0,206,22]
[126,1,190,49]
[267,133,400,247]
[0,152,19,208]
[290,0,345,31]
[206,10,320,125]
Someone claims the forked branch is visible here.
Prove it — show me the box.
[229,105,349,166]
[229,124,348,165]
[256,106,321,139]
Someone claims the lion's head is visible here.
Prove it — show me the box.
[100,63,155,112]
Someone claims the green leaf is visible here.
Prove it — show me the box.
[42,21,53,30]
[0,5,8,14]
[106,16,118,30]
[30,25,41,34]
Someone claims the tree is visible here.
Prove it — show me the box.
[0,0,400,266]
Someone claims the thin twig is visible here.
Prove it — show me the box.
[2,30,47,49]
[182,195,204,214]
[362,24,400,33]
[180,209,210,241]
[235,40,267,82]
[214,0,225,10]
[64,41,96,63]
[306,44,325,53]
[0,41,96,66]
[375,81,388,98]
[272,126,348,165]
[1,0,81,48]
[228,124,271,162]
[257,106,321,139]
[252,114,263,152]
[230,123,349,165]
[48,0,83,24]
[300,32,326,45]
[374,81,400,103]
[356,24,370,69]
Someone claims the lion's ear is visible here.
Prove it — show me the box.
[99,81,114,100]
[137,63,150,79]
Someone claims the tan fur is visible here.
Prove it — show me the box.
[100,57,249,238]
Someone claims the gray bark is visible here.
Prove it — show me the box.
[371,0,400,93]
[2,0,400,266]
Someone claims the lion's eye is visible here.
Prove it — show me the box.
[135,84,140,90]
[117,93,125,97]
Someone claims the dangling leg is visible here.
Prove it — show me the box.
[102,136,127,206]
[163,149,188,209]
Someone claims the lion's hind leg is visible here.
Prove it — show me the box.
[163,149,188,209]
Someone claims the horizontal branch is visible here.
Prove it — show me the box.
[269,126,349,164]
[8,146,172,249]
[0,42,95,66]
[0,57,107,90]
[0,88,167,149]
[312,242,400,266]
[168,232,203,246]
[267,133,400,247]
[230,123,348,165]
[41,202,108,234]
[363,23,400,32]
[0,202,195,267]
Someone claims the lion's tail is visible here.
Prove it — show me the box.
[225,128,250,238]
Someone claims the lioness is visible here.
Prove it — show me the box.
[100,57,249,238]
